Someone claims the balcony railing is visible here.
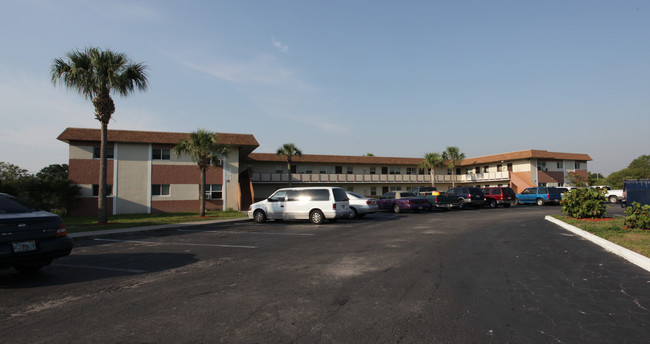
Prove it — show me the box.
[251,171,510,184]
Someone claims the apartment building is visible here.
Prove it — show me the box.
[58,128,591,216]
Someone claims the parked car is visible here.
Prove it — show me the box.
[446,187,485,209]
[346,192,378,219]
[248,187,350,224]
[516,187,562,206]
[593,185,625,204]
[412,186,458,210]
[481,187,516,208]
[621,180,650,208]
[376,191,432,213]
[0,193,73,273]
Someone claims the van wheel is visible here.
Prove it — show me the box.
[348,207,358,219]
[393,204,401,214]
[253,210,267,223]
[536,198,544,206]
[609,195,618,204]
[489,199,497,208]
[310,210,324,224]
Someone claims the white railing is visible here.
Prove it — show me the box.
[251,171,510,184]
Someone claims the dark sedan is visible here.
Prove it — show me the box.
[0,193,73,273]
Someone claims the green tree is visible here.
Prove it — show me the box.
[364,153,375,157]
[31,164,79,215]
[566,171,589,187]
[588,172,605,186]
[276,143,302,188]
[442,146,465,187]
[419,152,444,187]
[51,47,148,223]
[606,155,650,189]
[0,162,30,197]
[174,129,230,217]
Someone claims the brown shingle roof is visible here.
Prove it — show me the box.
[57,127,259,147]
[247,149,592,166]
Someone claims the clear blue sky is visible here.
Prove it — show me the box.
[1,0,648,176]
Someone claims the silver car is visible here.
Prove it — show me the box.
[346,192,378,219]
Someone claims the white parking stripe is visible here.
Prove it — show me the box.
[94,238,258,249]
[52,263,146,273]
[177,229,315,236]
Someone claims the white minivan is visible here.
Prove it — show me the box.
[248,187,350,224]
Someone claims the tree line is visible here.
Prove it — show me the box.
[0,162,79,215]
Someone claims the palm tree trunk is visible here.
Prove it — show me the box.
[200,167,206,216]
[431,170,436,187]
[287,160,292,188]
[98,122,108,224]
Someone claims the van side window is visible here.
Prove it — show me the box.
[332,188,349,201]
[539,188,548,194]
[286,190,299,202]
[303,189,329,201]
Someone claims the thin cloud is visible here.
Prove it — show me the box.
[272,37,289,53]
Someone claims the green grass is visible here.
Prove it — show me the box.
[62,210,247,233]
[553,215,650,258]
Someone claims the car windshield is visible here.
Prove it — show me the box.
[347,192,363,199]
[0,194,40,214]
[400,192,417,197]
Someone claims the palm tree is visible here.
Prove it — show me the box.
[174,129,230,217]
[419,152,444,187]
[51,47,148,224]
[442,146,465,187]
[276,143,302,187]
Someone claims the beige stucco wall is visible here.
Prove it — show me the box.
[115,143,149,214]
[69,145,94,159]
[223,149,240,210]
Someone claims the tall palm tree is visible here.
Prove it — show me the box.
[442,146,465,188]
[51,47,148,224]
[419,152,444,187]
[174,130,230,217]
[276,143,302,187]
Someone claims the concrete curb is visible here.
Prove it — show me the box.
[69,217,251,239]
[545,215,650,273]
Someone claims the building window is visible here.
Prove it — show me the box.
[369,167,376,175]
[406,167,417,175]
[389,167,401,175]
[390,186,402,191]
[557,161,563,169]
[152,184,170,196]
[537,161,547,171]
[483,166,489,173]
[297,165,312,174]
[319,166,332,174]
[335,166,343,174]
[346,186,354,192]
[370,187,377,196]
[93,147,114,159]
[381,167,388,175]
[539,183,547,187]
[575,162,581,169]
[204,184,222,199]
[475,167,480,174]
[497,164,503,172]
[92,184,113,197]
[347,166,354,174]
[275,165,283,173]
[152,148,171,160]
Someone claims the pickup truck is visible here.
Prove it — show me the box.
[593,186,625,204]
[412,186,458,210]
[376,191,432,213]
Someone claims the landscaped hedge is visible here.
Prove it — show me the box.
[561,188,607,219]
[624,202,650,230]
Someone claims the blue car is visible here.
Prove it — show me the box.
[516,187,562,206]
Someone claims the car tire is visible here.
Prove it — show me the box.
[310,210,324,224]
[393,204,401,214]
[253,210,267,223]
[536,198,544,206]
[489,199,497,208]
[609,195,618,204]
[348,207,358,219]
[457,199,464,209]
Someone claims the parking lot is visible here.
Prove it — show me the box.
[1,204,648,343]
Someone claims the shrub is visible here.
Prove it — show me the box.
[561,188,607,219]
[624,202,650,230]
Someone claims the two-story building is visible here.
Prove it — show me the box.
[58,127,591,216]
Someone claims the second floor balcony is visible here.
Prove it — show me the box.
[251,171,511,184]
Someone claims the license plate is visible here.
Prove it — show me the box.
[12,240,37,253]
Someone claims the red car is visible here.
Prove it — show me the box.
[481,187,516,208]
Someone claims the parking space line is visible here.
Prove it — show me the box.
[177,229,315,236]
[52,263,146,273]
[94,238,258,249]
